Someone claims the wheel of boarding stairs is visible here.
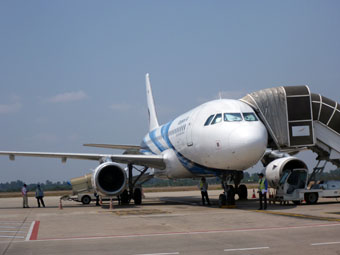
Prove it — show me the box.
[304,192,318,205]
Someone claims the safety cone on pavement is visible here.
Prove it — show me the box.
[99,196,103,206]
[252,189,256,199]
[59,199,63,210]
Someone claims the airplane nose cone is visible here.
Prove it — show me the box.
[229,125,267,168]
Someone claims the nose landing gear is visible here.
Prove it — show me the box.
[218,172,247,207]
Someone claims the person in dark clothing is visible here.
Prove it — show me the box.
[35,184,45,208]
[258,173,268,210]
[199,177,211,206]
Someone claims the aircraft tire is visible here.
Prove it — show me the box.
[237,184,248,200]
[227,185,235,205]
[120,190,130,205]
[134,188,142,205]
[219,194,226,207]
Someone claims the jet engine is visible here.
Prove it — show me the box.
[265,157,308,188]
[92,162,127,196]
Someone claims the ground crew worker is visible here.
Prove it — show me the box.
[258,173,268,210]
[22,184,29,208]
[199,177,211,206]
[35,184,45,208]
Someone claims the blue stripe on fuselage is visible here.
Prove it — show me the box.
[176,152,225,176]
[149,129,166,152]
[140,138,156,155]
[161,121,174,149]
[141,121,225,177]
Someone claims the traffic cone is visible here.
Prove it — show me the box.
[109,198,113,210]
[59,199,63,210]
[99,196,103,206]
[252,189,256,199]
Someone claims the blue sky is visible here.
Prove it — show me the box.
[0,1,340,183]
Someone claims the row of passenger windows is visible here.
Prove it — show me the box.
[169,125,186,136]
[204,112,258,126]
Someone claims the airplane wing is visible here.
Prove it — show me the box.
[83,144,141,155]
[0,151,165,169]
[83,144,141,150]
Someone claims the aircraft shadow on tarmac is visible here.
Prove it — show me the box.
[1,196,340,210]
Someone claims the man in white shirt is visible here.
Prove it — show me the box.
[21,184,29,208]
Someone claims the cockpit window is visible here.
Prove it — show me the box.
[204,114,215,126]
[243,112,258,121]
[224,113,243,122]
[211,113,222,124]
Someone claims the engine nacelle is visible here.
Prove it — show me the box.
[265,157,307,188]
[92,162,127,196]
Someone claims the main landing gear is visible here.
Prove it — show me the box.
[119,164,148,205]
[218,172,248,207]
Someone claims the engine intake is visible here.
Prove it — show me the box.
[93,162,127,196]
[265,157,307,188]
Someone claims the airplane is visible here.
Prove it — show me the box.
[1,74,339,206]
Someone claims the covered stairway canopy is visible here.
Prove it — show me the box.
[240,85,340,167]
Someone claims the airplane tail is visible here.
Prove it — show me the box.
[145,73,159,131]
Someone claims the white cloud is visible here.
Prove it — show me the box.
[0,102,22,114]
[47,91,88,103]
[109,103,133,112]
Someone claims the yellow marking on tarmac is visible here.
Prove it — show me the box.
[220,205,236,209]
[251,210,340,222]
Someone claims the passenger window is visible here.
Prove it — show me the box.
[204,115,215,126]
[224,113,242,122]
[211,113,222,125]
[243,112,258,121]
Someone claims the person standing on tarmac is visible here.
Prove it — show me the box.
[199,177,211,206]
[22,184,29,208]
[258,173,268,210]
[35,184,45,208]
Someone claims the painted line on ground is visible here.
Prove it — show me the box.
[224,247,269,252]
[135,253,179,255]
[311,241,340,246]
[0,222,31,225]
[0,235,24,239]
[0,231,25,233]
[0,226,28,229]
[33,222,340,242]
[26,221,40,241]
[253,210,340,222]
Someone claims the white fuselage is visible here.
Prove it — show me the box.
[141,99,268,179]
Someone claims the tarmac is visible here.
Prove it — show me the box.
[1,189,340,255]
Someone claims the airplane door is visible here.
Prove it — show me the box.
[186,109,201,147]
[186,122,193,146]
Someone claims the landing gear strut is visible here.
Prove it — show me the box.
[218,172,248,207]
[120,164,148,205]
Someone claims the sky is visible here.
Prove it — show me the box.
[0,1,340,183]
